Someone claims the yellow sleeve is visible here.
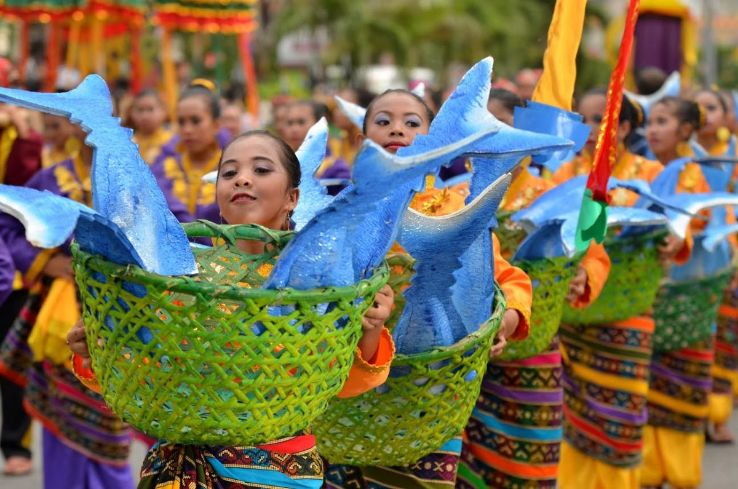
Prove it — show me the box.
[337,327,395,399]
[570,243,611,308]
[493,233,533,340]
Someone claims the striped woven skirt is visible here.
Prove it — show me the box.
[711,291,738,423]
[457,337,562,489]
[323,437,462,488]
[0,283,46,386]
[559,316,654,468]
[647,338,714,433]
[140,435,324,489]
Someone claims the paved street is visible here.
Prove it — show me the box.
[3,414,738,487]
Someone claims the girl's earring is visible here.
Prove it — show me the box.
[718,126,731,144]
[283,213,291,231]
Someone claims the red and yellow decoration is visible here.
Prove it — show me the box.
[153,0,261,119]
[575,0,641,252]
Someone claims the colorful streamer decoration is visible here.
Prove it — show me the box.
[152,0,258,34]
[575,0,641,252]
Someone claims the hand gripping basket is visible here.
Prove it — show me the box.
[561,230,666,326]
[652,270,732,352]
[313,286,505,466]
[72,222,389,445]
[497,254,581,361]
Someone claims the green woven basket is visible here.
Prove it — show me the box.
[313,286,505,466]
[561,230,666,326]
[385,252,415,329]
[497,254,581,361]
[73,221,389,445]
[652,270,732,352]
[496,210,529,258]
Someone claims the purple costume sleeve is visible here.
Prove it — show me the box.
[150,154,195,223]
[0,164,68,276]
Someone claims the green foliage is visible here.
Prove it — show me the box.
[264,0,573,84]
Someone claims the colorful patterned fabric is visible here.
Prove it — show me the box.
[647,339,714,433]
[140,436,324,489]
[0,282,48,387]
[457,338,562,489]
[323,438,462,488]
[559,316,654,468]
[713,292,738,399]
[24,361,131,466]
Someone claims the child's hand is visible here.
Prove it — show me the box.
[490,309,520,357]
[67,320,91,368]
[358,285,394,361]
[658,234,684,262]
[566,265,588,304]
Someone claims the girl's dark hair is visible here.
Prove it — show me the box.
[362,89,435,134]
[179,83,221,119]
[488,88,523,114]
[695,88,728,114]
[654,96,703,131]
[219,130,301,189]
[578,88,644,138]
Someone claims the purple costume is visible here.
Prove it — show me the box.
[0,157,134,489]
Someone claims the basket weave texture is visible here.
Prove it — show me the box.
[73,222,388,445]
[497,254,580,361]
[313,286,505,466]
[495,211,528,258]
[562,231,666,326]
[652,270,732,352]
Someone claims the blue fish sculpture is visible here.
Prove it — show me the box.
[624,71,680,116]
[512,101,590,173]
[0,76,196,275]
[266,57,572,290]
[334,95,366,130]
[291,118,332,230]
[0,186,145,267]
[393,173,512,353]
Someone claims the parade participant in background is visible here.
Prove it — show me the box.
[0,122,134,488]
[68,129,396,488]
[325,88,533,488]
[692,88,738,444]
[0,101,42,477]
[127,89,172,165]
[640,97,716,489]
[458,87,610,489]
[220,101,245,142]
[40,113,76,168]
[515,68,542,101]
[692,88,737,161]
[557,98,688,489]
[284,100,351,195]
[151,82,222,222]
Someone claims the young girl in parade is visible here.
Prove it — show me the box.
[457,89,610,489]
[127,89,172,165]
[0,123,134,488]
[692,88,738,444]
[693,88,736,160]
[556,95,689,489]
[151,83,223,223]
[68,129,396,488]
[323,88,534,488]
[640,97,716,489]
